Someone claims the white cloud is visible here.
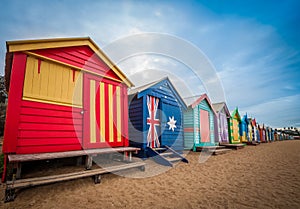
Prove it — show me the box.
[0,0,299,127]
[239,94,300,128]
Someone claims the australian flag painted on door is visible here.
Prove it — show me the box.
[128,77,187,157]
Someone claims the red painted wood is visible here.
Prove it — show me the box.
[3,53,27,153]
[72,69,76,82]
[18,130,82,139]
[184,128,200,132]
[19,115,82,125]
[113,85,117,145]
[104,81,110,145]
[16,144,82,154]
[21,100,82,113]
[17,138,80,146]
[83,74,126,148]
[83,73,91,149]
[3,44,130,154]
[19,123,82,131]
[20,107,81,119]
[122,86,129,146]
[95,83,100,143]
[38,59,41,73]
[33,46,119,80]
[15,100,83,154]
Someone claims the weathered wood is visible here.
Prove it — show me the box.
[165,146,188,163]
[16,163,22,179]
[85,155,93,170]
[6,162,145,190]
[159,152,173,157]
[8,147,141,163]
[167,157,183,162]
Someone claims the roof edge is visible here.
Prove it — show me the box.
[6,37,134,87]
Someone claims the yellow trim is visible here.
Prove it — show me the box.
[8,38,92,52]
[7,37,133,87]
[25,51,123,84]
[108,84,114,142]
[90,80,96,143]
[116,86,122,142]
[100,82,105,143]
[23,96,82,108]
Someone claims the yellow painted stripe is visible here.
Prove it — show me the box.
[90,80,96,143]
[24,52,123,84]
[108,84,114,142]
[100,82,105,143]
[23,96,82,108]
[116,86,122,142]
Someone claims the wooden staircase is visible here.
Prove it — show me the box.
[147,146,188,167]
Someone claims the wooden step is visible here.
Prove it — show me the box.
[8,147,141,163]
[6,162,145,190]
[152,147,167,151]
[159,152,173,157]
[167,157,183,162]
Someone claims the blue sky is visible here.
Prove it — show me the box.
[0,0,299,128]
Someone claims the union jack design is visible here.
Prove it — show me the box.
[146,95,160,148]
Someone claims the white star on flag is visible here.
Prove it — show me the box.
[167,116,177,131]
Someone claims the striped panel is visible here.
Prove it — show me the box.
[87,79,123,147]
[23,56,83,107]
[108,84,114,142]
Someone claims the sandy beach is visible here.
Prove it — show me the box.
[1,140,300,209]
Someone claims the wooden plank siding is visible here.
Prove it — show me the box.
[183,109,195,149]
[3,37,132,155]
[128,78,186,155]
[16,100,83,154]
[33,46,119,80]
[183,95,217,150]
[128,96,144,148]
[23,56,83,107]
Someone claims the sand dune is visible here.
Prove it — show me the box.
[1,140,300,209]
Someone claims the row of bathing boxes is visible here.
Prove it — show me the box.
[1,37,280,201]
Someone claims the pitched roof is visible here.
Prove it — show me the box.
[184,94,216,114]
[128,77,167,95]
[129,77,187,110]
[212,102,230,117]
[6,37,133,87]
[231,107,241,121]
